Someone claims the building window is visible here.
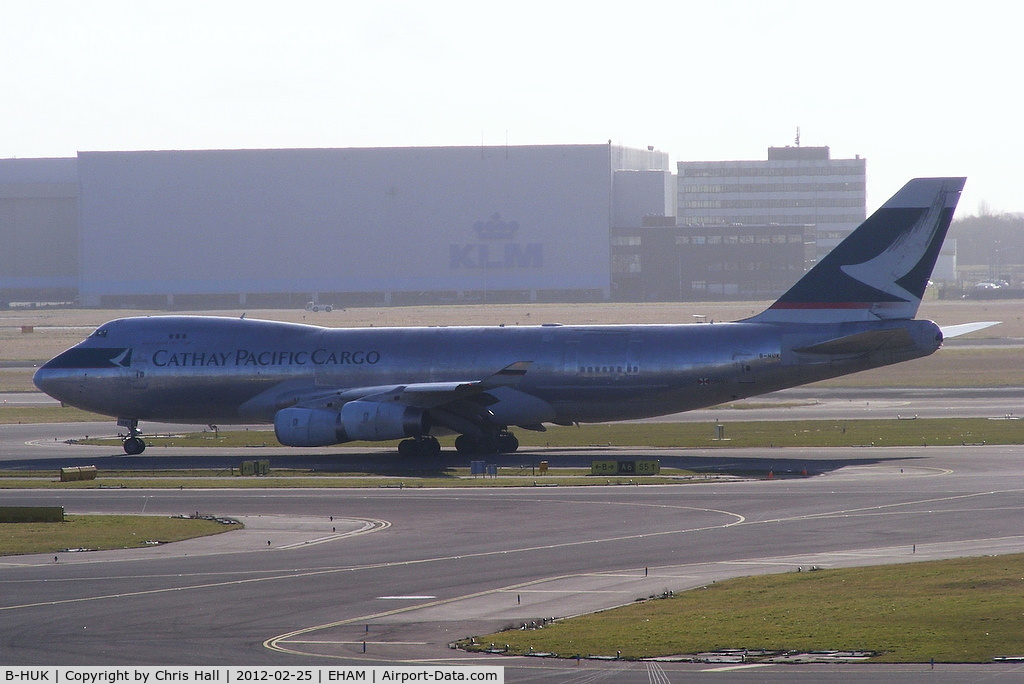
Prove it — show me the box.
[612,254,641,273]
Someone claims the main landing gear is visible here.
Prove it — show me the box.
[454,429,519,455]
[117,418,146,455]
[395,429,521,457]
[397,435,441,457]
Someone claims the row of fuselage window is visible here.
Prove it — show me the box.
[578,365,640,376]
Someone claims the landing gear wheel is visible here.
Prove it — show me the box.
[398,436,442,457]
[496,431,519,453]
[455,431,519,455]
[455,434,495,455]
[123,436,146,455]
[419,435,441,457]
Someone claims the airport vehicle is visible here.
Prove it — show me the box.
[34,178,995,456]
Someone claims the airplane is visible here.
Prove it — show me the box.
[34,177,997,457]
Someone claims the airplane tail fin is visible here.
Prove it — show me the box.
[750,177,965,324]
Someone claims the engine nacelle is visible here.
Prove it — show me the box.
[340,400,430,441]
[274,402,430,447]
[274,407,346,447]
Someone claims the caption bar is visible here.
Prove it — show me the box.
[2,668,502,684]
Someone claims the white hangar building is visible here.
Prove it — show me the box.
[57,144,668,308]
[0,157,79,303]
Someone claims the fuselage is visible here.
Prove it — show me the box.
[34,314,943,426]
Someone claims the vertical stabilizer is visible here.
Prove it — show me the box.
[751,177,965,323]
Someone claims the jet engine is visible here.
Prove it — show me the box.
[340,400,430,441]
[274,401,430,447]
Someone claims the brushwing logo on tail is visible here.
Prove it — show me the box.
[761,178,964,321]
[840,185,951,306]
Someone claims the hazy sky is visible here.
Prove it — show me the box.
[3,0,1020,215]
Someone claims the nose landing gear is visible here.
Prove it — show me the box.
[117,417,147,455]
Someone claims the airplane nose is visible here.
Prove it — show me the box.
[33,348,90,401]
[33,362,73,400]
[34,344,133,409]
[32,366,48,393]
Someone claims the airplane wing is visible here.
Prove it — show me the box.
[354,361,533,408]
[240,361,534,417]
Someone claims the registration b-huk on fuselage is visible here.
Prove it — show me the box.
[35,178,996,457]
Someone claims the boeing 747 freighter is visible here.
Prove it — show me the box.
[34,177,995,456]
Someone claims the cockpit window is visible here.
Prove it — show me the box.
[90,327,108,338]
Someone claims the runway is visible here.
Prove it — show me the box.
[1,390,1023,681]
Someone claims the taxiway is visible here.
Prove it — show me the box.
[1,390,1023,681]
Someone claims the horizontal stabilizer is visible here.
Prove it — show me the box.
[794,328,915,356]
[940,321,1000,339]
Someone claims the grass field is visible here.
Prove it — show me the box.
[0,515,236,556]
[460,554,1024,663]
[0,469,704,489]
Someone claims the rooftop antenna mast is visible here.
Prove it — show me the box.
[795,126,801,147]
